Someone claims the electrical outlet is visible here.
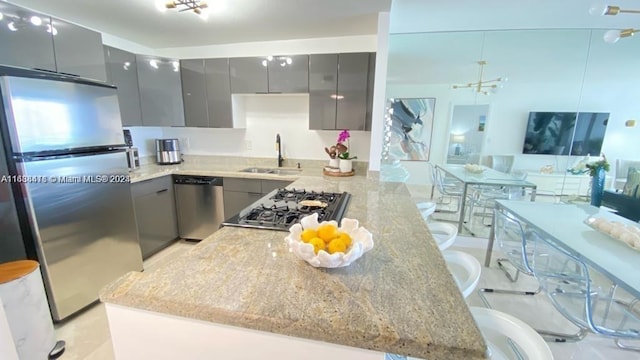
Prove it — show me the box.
[180,137,190,149]
[245,140,252,150]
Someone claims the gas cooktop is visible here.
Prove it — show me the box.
[221,188,351,231]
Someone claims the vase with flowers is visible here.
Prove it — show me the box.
[585,154,610,207]
[324,130,357,173]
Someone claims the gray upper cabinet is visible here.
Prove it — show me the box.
[180,59,208,128]
[0,2,56,72]
[180,58,234,128]
[51,18,107,82]
[104,46,143,126]
[205,58,233,128]
[365,53,376,131]
[137,54,185,127]
[267,55,309,93]
[309,53,374,131]
[336,53,370,131]
[308,54,339,130]
[229,57,268,93]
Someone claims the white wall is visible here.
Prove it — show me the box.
[155,36,376,59]
[368,12,390,172]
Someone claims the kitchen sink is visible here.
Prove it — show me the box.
[239,167,301,176]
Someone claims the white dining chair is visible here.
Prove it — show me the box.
[443,250,481,298]
[429,222,458,251]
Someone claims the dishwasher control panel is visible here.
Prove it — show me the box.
[174,175,223,186]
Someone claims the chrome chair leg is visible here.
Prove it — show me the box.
[615,338,640,352]
[497,258,521,283]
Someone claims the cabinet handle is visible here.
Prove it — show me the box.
[156,189,168,194]
[58,72,81,77]
[248,192,262,196]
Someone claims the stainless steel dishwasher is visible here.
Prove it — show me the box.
[174,175,225,240]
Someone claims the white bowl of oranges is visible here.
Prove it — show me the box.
[285,213,374,268]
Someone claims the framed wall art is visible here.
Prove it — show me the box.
[384,97,436,161]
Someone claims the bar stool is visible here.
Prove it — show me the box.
[442,251,481,298]
[470,307,554,359]
[0,260,65,359]
[385,307,554,359]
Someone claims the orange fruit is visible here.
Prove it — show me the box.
[337,232,352,248]
[327,238,347,254]
[308,237,326,254]
[317,224,338,242]
[300,229,317,243]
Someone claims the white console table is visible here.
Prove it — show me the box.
[525,172,611,197]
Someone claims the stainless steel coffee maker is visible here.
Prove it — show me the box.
[155,138,182,165]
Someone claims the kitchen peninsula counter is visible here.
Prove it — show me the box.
[101,174,486,359]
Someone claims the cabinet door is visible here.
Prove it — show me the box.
[229,57,268,93]
[205,58,233,128]
[261,180,292,195]
[105,46,143,126]
[268,55,309,93]
[181,59,209,128]
[336,53,369,131]
[0,3,56,71]
[131,176,178,259]
[365,53,376,131]
[308,54,338,130]
[137,54,185,127]
[51,18,107,81]
[223,191,263,219]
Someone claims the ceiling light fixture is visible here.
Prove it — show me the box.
[451,60,507,95]
[165,1,208,15]
[589,4,640,42]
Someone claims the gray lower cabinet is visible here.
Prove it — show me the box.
[104,46,143,126]
[0,2,56,72]
[309,52,374,131]
[51,18,107,81]
[223,178,292,218]
[131,176,178,259]
[137,54,185,127]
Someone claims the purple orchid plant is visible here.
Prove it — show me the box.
[336,129,357,160]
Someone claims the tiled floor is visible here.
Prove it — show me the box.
[51,235,640,359]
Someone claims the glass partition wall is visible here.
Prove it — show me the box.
[383,28,640,235]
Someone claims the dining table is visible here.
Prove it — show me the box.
[487,200,640,298]
[435,164,538,233]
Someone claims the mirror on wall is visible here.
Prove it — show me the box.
[385,27,640,197]
[446,104,489,164]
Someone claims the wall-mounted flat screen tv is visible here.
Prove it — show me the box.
[522,111,608,155]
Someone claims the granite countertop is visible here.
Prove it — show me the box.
[127,155,367,183]
[103,164,486,359]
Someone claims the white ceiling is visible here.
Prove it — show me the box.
[389,0,640,34]
[5,0,392,49]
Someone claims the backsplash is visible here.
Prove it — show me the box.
[126,94,372,161]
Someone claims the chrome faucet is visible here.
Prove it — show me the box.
[276,133,283,167]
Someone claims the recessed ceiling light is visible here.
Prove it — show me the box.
[7,22,17,31]
[30,16,42,26]
[149,60,159,69]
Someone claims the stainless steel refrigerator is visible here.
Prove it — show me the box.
[0,66,143,321]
